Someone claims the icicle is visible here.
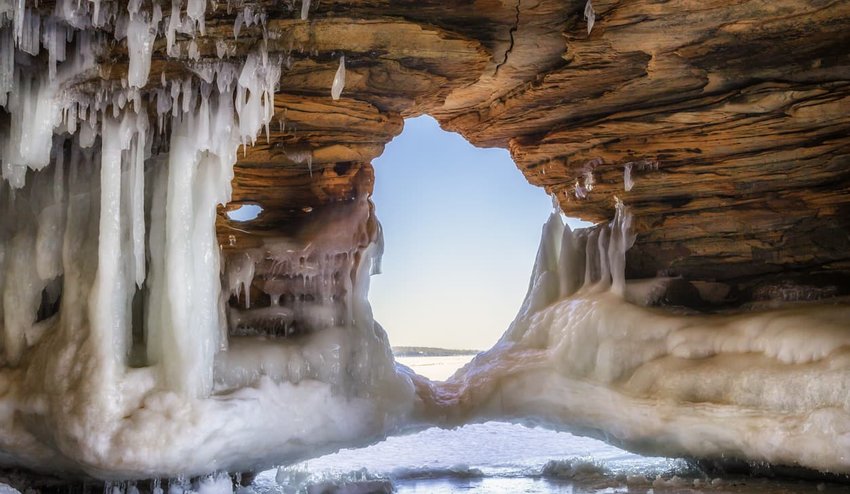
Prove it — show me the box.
[584,0,595,34]
[187,0,206,35]
[233,11,242,39]
[90,115,131,367]
[624,163,634,191]
[3,228,42,365]
[300,0,311,21]
[574,179,587,199]
[127,12,156,88]
[35,143,66,281]
[284,148,313,177]
[92,0,102,27]
[558,222,583,297]
[130,112,147,287]
[128,0,143,16]
[0,27,13,107]
[166,0,181,57]
[331,55,345,101]
[188,39,200,61]
[216,39,227,59]
[46,22,60,80]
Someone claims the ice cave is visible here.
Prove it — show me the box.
[1,0,850,492]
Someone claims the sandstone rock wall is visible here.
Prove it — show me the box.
[60,0,850,303]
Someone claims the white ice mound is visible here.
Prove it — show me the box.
[425,202,850,474]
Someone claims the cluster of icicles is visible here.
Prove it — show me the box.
[223,197,378,341]
[0,0,394,479]
[0,0,288,397]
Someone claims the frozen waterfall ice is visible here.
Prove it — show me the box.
[0,0,414,478]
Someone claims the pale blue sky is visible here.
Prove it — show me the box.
[368,116,589,350]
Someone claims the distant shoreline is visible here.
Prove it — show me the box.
[393,346,481,357]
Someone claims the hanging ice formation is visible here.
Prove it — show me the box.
[623,163,634,191]
[0,0,414,479]
[331,55,345,101]
[584,0,595,34]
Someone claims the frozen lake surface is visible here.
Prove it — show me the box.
[257,356,847,493]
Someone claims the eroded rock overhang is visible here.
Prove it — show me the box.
[215,0,850,305]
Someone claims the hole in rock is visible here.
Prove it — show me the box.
[35,276,62,323]
[267,116,850,492]
[226,203,264,222]
[259,115,632,491]
[369,115,590,375]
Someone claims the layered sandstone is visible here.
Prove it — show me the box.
[50,0,850,304]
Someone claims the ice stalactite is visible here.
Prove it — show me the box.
[284,147,314,176]
[331,55,345,101]
[301,0,311,21]
[126,9,158,89]
[584,0,595,34]
[421,200,850,474]
[0,1,417,477]
[623,163,634,191]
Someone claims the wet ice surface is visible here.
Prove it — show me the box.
[258,356,848,494]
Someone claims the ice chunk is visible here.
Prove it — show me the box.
[187,0,207,36]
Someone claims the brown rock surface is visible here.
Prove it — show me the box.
[80,0,850,301]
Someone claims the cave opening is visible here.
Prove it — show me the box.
[369,115,590,363]
[241,114,643,488]
[226,203,264,222]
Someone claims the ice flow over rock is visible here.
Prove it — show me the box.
[1,0,849,482]
[423,202,850,474]
[0,0,413,478]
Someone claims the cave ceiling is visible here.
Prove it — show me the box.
[58,0,850,293]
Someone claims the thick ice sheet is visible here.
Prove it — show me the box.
[424,210,850,473]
